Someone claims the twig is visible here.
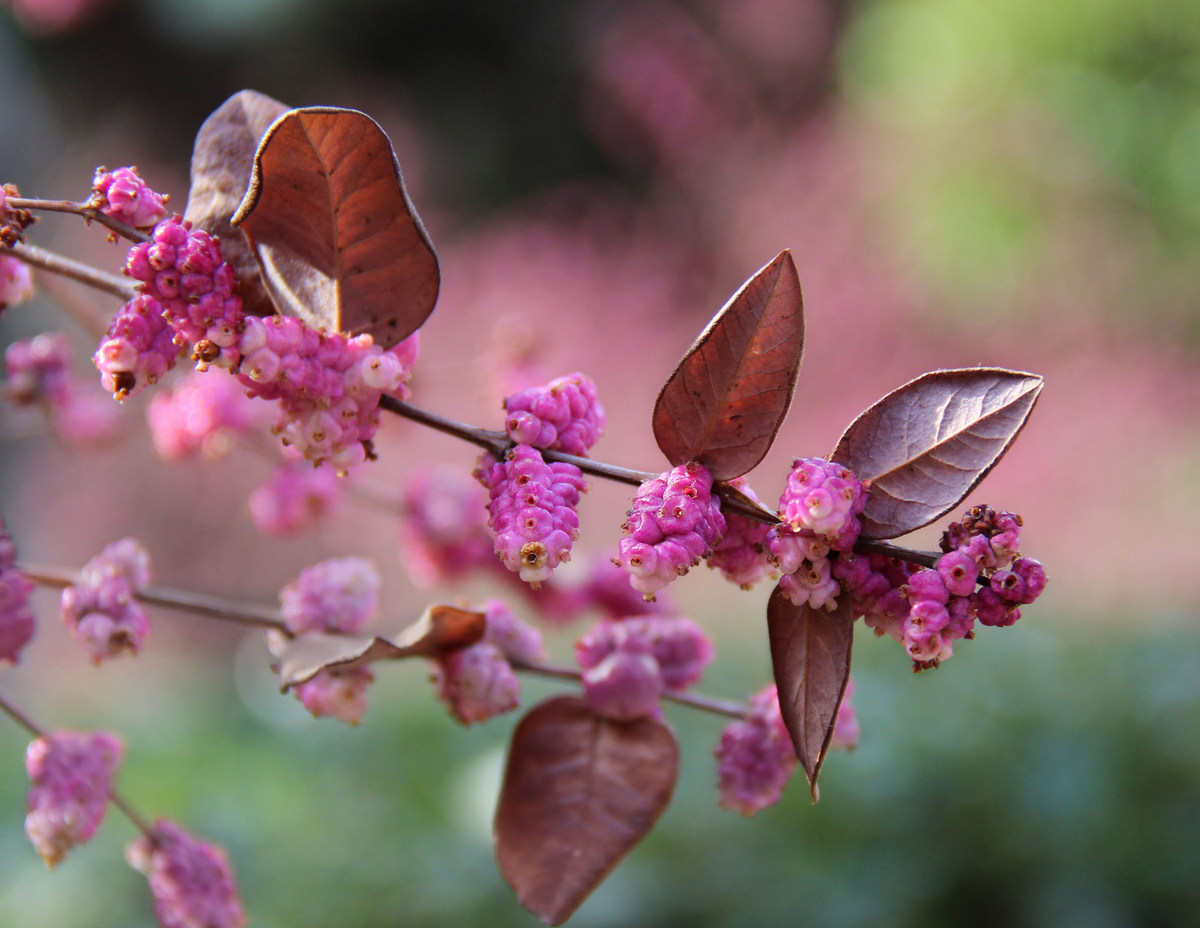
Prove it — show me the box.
[3,242,135,302]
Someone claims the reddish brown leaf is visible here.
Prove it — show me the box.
[274,604,485,689]
[494,695,678,925]
[830,368,1043,539]
[652,251,804,481]
[183,89,290,318]
[232,106,439,348]
[766,587,854,802]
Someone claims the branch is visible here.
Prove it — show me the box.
[19,565,288,633]
[3,241,136,302]
[6,196,150,244]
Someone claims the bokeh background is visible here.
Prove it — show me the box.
[1,0,1199,925]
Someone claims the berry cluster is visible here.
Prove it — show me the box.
[60,538,151,663]
[397,465,494,587]
[768,458,867,609]
[235,315,419,468]
[0,518,34,665]
[714,685,796,816]
[433,601,546,725]
[147,369,260,461]
[475,444,586,588]
[616,462,726,599]
[705,478,774,589]
[248,456,344,536]
[503,372,605,456]
[0,254,34,310]
[94,293,180,399]
[89,166,167,230]
[274,557,382,725]
[574,616,714,720]
[5,333,73,409]
[126,820,246,928]
[24,730,123,867]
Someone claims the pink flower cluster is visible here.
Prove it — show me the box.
[769,458,867,609]
[25,730,123,866]
[5,332,73,409]
[616,462,726,599]
[714,685,797,816]
[277,557,381,725]
[248,456,344,536]
[60,538,151,663]
[837,505,1046,669]
[0,518,35,665]
[147,369,260,460]
[503,371,606,456]
[235,316,419,468]
[89,166,167,229]
[476,444,586,588]
[126,820,245,928]
[433,601,546,725]
[575,616,714,720]
[0,254,34,310]
[705,478,774,589]
[94,293,180,399]
[397,465,494,586]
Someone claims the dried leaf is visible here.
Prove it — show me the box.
[766,587,854,801]
[830,368,1044,539]
[652,251,804,481]
[275,604,485,689]
[494,695,678,925]
[184,89,290,318]
[232,106,439,348]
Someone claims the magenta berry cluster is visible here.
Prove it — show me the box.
[0,517,35,665]
[126,820,246,928]
[475,444,586,588]
[574,616,714,720]
[275,557,381,725]
[4,333,72,409]
[768,458,867,609]
[503,371,606,456]
[706,477,774,590]
[60,538,151,663]
[0,253,34,309]
[94,293,180,399]
[616,462,726,599]
[248,457,344,536]
[397,465,494,586]
[147,369,260,461]
[25,730,123,866]
[433,601,546,725]
[235,315,420,468]
[89,166,167,229]
[280,556,380,635]
[714,685,797,816]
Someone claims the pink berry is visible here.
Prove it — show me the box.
[279,557,380,635]
[715,685,797,816]
[126,820,246,928]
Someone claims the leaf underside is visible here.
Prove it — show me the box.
[274,604,485,689]
[233,106,440,348]
[184,89,290,318]
[652,250,804,481]
[830,368,1044,539]
[494,695,679,925]
[766,588,854,802]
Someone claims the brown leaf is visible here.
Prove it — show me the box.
[652,251,804,481]
[494,695,678,925]
[275,604,485,689]
[183,89,290,318]
[232,106,439,348]
[830,368,1044,539]
[766,586,854,802]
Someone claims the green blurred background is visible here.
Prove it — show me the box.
[1,0,1199,925]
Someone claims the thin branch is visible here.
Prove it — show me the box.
[511,658,748,720]
[6,196,150,244]
[854,538,939,570]
[20,564,288,632]
[0,691,45,738]
[379,396,509,454]
[3,242,135,302]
